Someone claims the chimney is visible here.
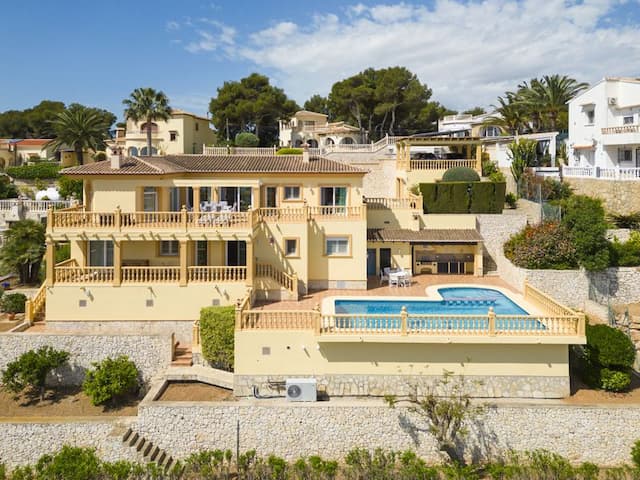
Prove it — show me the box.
[302,143,310,163]
[110,147,124,169]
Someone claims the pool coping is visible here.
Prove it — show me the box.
[321,283,546,317]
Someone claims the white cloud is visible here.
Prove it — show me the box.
[170,17,236,54]
[234,0,640,110]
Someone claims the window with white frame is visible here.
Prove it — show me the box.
[325,236,350,256]
[283,186,301,201]
[618,148,633,163]
[623,115,634,125]
[143,187,157,212]
[284,238,298,257]
[482,126,501,137]
[159,240,179,256]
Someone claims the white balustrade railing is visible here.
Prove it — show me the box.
[562,166,595,178]
[564,166,640,180]
[0,199,73,212]
[601,124,640,134]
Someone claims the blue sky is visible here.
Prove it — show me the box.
[1,0,640,120]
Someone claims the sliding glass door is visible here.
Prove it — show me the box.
[218,187,252,211]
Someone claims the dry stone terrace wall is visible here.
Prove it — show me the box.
[565,177,640,215]
[135,402,640,466]
[0,333,172,385]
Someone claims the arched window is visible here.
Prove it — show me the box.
[128,147,139,156]
[481,126,501,137]
[324,138,335,145]
[339,137,355,145]
[141,122,159,134]
[307,139,318,148]
[140,146,158,156]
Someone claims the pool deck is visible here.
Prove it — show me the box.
[253,274,522,312]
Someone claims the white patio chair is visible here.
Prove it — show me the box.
[389,271,400,287]
[400,269,412,287]
[379,269,389,285]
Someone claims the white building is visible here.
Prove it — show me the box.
[278,110,364,148]
[566,77,640,180]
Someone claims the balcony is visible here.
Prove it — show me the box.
[601,124,640,146]
[563,166,640,180]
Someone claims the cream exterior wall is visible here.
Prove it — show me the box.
[422,214,477,229]
[235,330,569,377]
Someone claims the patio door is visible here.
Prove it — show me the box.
[219,187,252,211]
[265,186,277,208]
[143,187,157,212]
[88,240,113,266]
[367,248,377,276]
[226,241,246,266]
[195,241,208,266]
[379,248,391,272]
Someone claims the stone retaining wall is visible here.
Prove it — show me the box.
[0,333,172,385]
[0,418,137,468]
[45,320,194,345]
[135,402,640,466]
[565,177,640,215]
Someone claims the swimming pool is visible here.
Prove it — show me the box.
[334,287,528,316]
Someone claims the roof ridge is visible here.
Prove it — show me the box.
[132,156,168,173]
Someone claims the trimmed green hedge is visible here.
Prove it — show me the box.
[442,166,480,182]
[200,305,235,371]
[276,148,303,155]
[419,182,505,214]
[7,163,60,180]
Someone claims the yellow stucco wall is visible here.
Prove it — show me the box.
[235,330,569,377]
[422,214,477,229]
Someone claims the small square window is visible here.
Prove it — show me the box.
[283,186,301,200]
[169,131,178,141]
[284,238,298,257]
[159,240,179,256]
[325,237,350,256]
[623,116,634,125]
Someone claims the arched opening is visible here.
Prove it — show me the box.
[294,139,303,147]
[128,147,139,156]
[140,146,158,156]
[339,137,355,145]
[481,126,501,137]
[307,139,318,148]
[141,122,159,134]
[324,138,335,146]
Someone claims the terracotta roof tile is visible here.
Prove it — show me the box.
[367,228,483,243]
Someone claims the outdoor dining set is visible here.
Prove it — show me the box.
[379,267,413,287]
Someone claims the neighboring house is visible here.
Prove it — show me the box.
[438,113,503,138]
[0,138,56,166]
[278,110,365,148]
[566,77,640,180]
[108,109,216,156]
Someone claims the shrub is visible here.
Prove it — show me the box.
[0,176,18,199]
[442,166,480,182]
[101,460,146,480]
[508,138,538,184]
[609,231,640,267]
[200,305,235,371]
[488,170,506,183]
[35,446,101,480]
[561,195,610,271]
[585,323,635,370]
[520,171,573,202]
[34,178,48,191]
[93,151,107,162]
[1,292,27,313]
[234,132,260,147]
[505,192,517,209]
[420,182,505,214]
[57,176,83,200]
[1,346,70,400]
[504,222,578,269]
[609,211,640,230]
[0,463,4,480]
[7,163,60,180]
[632,439,640,469]
[82,355,139,406]
[600,368,631,392]
[276,147,303,155]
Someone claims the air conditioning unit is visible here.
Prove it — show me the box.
[608,97,617,106]
[285,378,317,402]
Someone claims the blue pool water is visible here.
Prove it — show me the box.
[334,287,529,316]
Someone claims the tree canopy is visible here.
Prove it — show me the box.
[209,73,299,146]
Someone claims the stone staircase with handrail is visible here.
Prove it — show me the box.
[255,262,298,301]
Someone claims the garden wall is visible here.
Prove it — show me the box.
[133,402,640,466]
[565,177,640,215]
[0,333,172,385]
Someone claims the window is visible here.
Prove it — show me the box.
[88,241,113,266]
[143,187,157,212]
[585,108,595,125]
[623,116,634,125]
[320,187,347,213]
[325,236,350,256]
[195,123,199,131]
[284,238,299,257]
[159,240,179,256]
[283,186,301,201]
[482,126,501,137]
[303,120,315,127]
[169,131,178,141]
[195,241,208,266]
[618,148,633,163]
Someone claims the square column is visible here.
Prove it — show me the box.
[46,240,55,285]
[246,240,254,286]
[113,240,121,286]
[179,240,188,286]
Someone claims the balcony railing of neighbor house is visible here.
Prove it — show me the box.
[233,283,585,340]
[563,166,640,180]
[255,263,298,295]
[364,194,422,210]
[202,146,278,155]
[188,266,247,282]
[409,159,477,170]
[601,125,640,134]
[0,199,73,212]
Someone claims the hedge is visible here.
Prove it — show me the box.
[7,163,60,180]
[200,305,235,371]
[276,148,303,155]
[442,166,480,182]
[419,182,505,214]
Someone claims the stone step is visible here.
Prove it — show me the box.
[171,358,193,367]
[148,446,160,462]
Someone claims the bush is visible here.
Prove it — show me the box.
[1,292,27,313]
[93,151,107,162]
[520,171,573,202]
[82,355,139,406]
[276,147,303,155]
[488,170,506,183]
[35,446,101,480]
[1,346,70,400]
[585,323,635,370]
[57,176,83,200]
[600,368,631,392]
[442,167,480,182]
[235,132,260,147]
[420,182,505,214]
[200,306,235,371]
[504,222,578,270]
[632,439,640,469]
[610,231,640,267]
[7,163,60,180]
[0,175,18,199]
[561,195,610,271]
[505,192,517,209]
[609,211,640,230]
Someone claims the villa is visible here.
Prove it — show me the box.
[278,110,365,148]
[0,138,55,166]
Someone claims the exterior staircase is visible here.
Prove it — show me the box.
[255,262,298,301]
[171,341,193,367]
[121,427,179,472]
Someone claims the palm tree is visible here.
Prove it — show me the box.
[483,95,529,135]
[47,106,109,165]
[0,219,45,284]
[123,88,172,156]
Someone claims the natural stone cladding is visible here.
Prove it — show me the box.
[233,375,569,399]
[134,402,640,466]
[565,177,640,215]
[0,333,172,385]
[0,419,137,468]
[46,320,194,344]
